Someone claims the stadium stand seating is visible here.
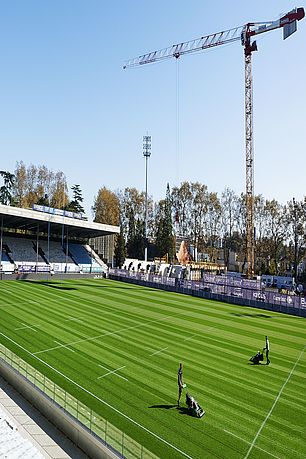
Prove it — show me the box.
[1,250,10,262]
[2,244,15,263]
[68,243,93,264]
[3,237,40,263]
[68,243,106,273]
[0,236,106,274]
[37,240,74,264]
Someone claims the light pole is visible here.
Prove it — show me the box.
[143,135,151,262]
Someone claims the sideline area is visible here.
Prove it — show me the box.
[0,374,87,458]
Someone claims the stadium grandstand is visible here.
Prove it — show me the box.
[0,204,119,277]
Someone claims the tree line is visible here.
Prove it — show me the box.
[92,183,306,281]
[1,162,306,279]
[0,162,84,213]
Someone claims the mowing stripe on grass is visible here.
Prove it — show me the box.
[224,429,280,459]
[0,332,193,459]
[33,313,173,355]
[244,345,306,459]
[183,325,215,342]
[2,279,305,458]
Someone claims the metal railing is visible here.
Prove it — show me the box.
[0,343,157,459]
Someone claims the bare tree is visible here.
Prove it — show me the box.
[13,162,69,209]
[287,198,306,280]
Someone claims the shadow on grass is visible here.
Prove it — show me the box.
[148,404,177,409]
[149,404,195,417]
[231,312,271,318]
[75,283,158,292]
[22,280,77,290]
[22,279,157,292]
[177,406,197,417]
[248,362,268,366]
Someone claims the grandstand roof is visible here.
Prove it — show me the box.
[0,204,119,239]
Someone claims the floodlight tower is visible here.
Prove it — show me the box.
[143,135,152,262]
[124,7,304,278]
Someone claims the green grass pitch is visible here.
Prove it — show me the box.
[0,278,305,459]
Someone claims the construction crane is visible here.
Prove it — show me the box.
[124,8,305,278]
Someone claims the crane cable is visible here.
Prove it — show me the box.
[175,57,180,187]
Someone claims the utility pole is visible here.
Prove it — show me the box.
[143,135,151,262]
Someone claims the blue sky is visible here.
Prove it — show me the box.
[0,1,305,218]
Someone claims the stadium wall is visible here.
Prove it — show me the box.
[109,270,306,318]
[0,272,106,281]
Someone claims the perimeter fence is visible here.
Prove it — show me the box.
[0,343,158,459]
[109,269,306,317]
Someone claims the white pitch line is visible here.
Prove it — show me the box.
[15,323,39,332]
[33,314,173,355]
[54,340,75,353]
[183,325,215,342]
[98,364,110,371]
[0,332,192,459]
[224,429,280,459]
[244,345,306,459]
[98,363,128,381]
[22,323,39,329]
[97,365,128,381]
[149,347,168,356]
[65,317,84,322]
[183,333,199,342]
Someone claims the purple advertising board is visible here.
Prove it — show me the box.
[110,269,305,311]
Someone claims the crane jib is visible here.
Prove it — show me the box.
[124,7,304,68]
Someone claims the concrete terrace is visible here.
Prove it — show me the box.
[0,374,88,458]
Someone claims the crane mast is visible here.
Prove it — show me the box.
[124,8,305,277]
[241,7,304,277]
[244,43,254,279]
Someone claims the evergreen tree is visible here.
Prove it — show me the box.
[134,219,145,259]
[37,194,49,206]
[126,209,136,257]
[0,171,15,205]
[155,184,175,261]
[126,206,146,259]
[114,221,127,267]
[67,184,85,213]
